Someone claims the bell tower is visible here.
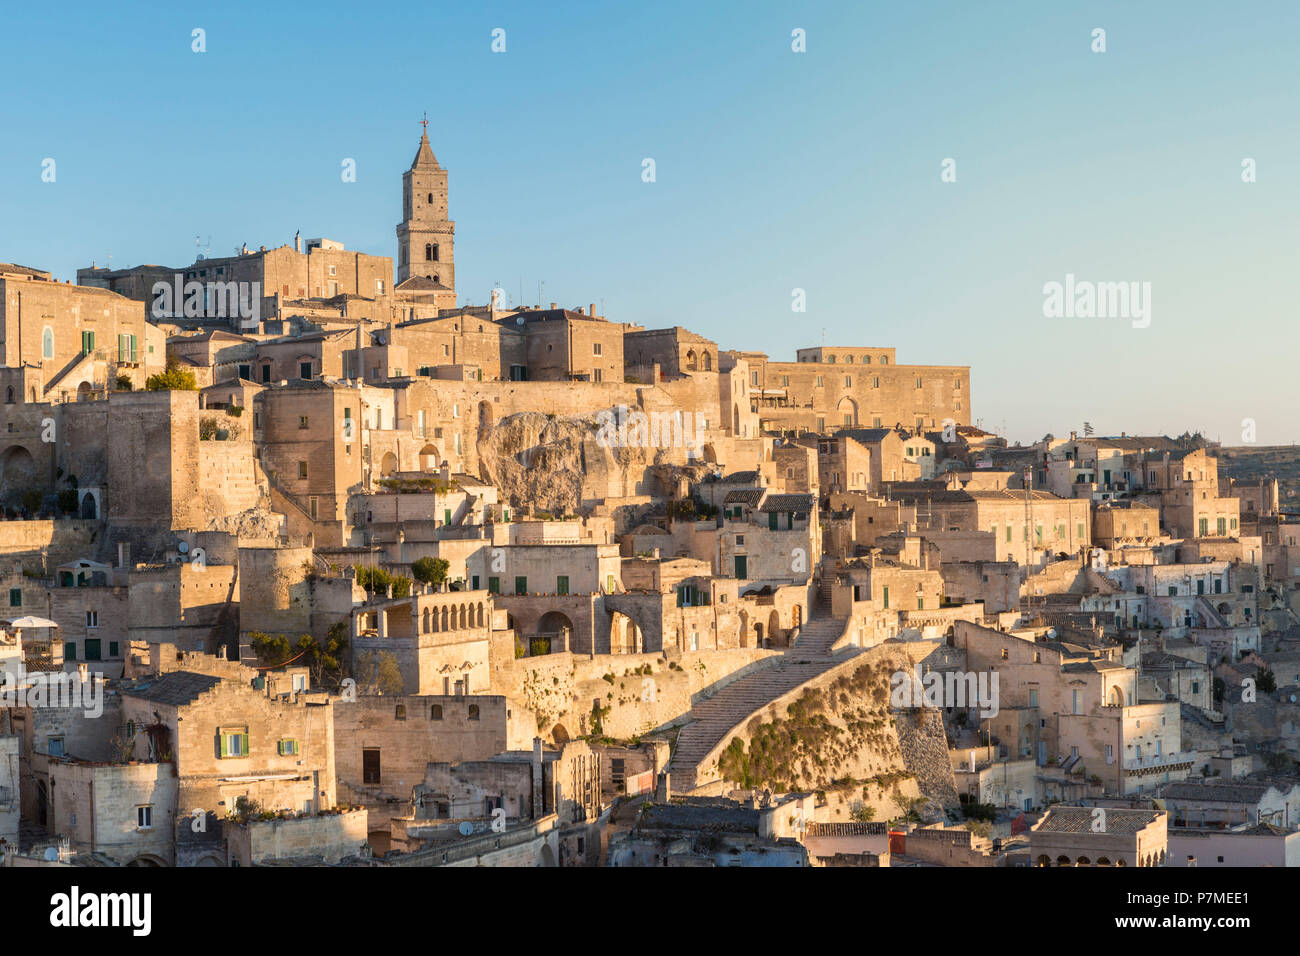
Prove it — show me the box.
[396,116,455,290]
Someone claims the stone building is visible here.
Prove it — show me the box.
[1030,805,1168,867]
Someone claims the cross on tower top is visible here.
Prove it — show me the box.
[420,112,428,134]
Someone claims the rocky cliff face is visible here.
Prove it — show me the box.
[475,410,711,516]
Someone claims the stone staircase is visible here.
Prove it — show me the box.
[792,615,848,658]
[667,615,853,793]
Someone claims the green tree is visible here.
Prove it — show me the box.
[145,362,198,391]
[1256,667,1277,694]
[411,556,449,588]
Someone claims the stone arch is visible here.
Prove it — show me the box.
[1076,856,1091,866]
[194,854,224,867]
[701,443,717,464]
[702,351,712,371]
[538,843,557,867]
[1096,856,1111,867]
[380,452,398,476]
[422,607,431,633]
[1217,601,1230,616]
[768,609,781,645]
[459,604,468,628]
[76,381,93,401]
[1055,855,1071,867]
[80,492,97,519]
[685,349,698,371]
[552,723,570,745]
[476,603,485,627]
[419,444,440,471]
[836,396,858,428]
[1036,854,1052,867]
[1,444,37,490]
[1109,685,1125,707]
[538,611,574,650]
[127,855,166,867]
[440,606,449,630]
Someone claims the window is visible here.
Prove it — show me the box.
[85,610,98,628]
[109,641,120,657]
[299,416,309,429]
[43,327,54,359]
[844,375,852,387]
[64,642,76,661]
[81,330,95,355]
[882,586,890,609]
[592,368,603,383]
[8,588,20,608]
[277,739,300,756]
[48,736,65,757]
[137,805,153,829]
[515,576,528,594]
[363,748,381,784]
[488,577,500,594]
[261,364,271,383]
[219,728,250,758]
[815,376,823,388]
[300,361,313,380]
[431,704,444,720]
[291,673,306,692]
[84,639,101,661]
[593,343,602,356]
[394,704,407,721]
[556,575,569,596]
[468,704,480,721]
[298,461,308,479]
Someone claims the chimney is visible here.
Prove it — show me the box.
[550,302,557,310]
[589,303,596,318]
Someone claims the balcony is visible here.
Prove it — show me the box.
[1122,750,1196,775]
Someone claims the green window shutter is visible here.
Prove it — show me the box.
[882,586,890,609]
[515,576,527,595]
[769,512,778,530]
[219,734,228,758]
[787,512,794,530]
[240,733,250,756]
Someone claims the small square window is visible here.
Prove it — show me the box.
[137,805,153,829]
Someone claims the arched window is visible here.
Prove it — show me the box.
[430,704,443,720]
[427,192,433,204]
[42,327,54,359]
[431,243,439,262]
[425,243,433,261]
[4,387,12,404]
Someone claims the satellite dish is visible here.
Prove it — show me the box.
[177,541,190,554]
[457,821,474,836]
[44,847,58,861]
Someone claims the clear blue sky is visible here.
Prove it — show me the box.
[3,0,1297,445]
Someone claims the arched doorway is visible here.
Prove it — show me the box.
[80,492,97,519]
[76,381,92,401]
[537,611,574,652]
[0,445,36,491]
[836,397,858,428]
[418,445,440,472]
[379,452,398,476]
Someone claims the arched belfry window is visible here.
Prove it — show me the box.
[425,243,433,261]
[431,243,439,262]
[42,327,54,359]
